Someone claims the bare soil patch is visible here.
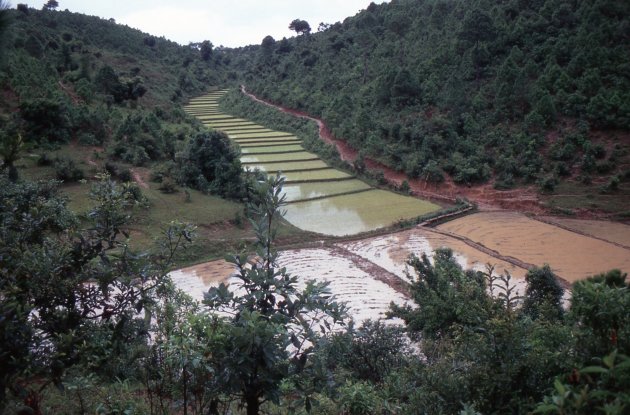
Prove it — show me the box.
[131,167,150,189]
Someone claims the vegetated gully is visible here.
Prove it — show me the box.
[178,90,630,307]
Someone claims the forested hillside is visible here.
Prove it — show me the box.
[236,0,630,191]
[0,4,246,197]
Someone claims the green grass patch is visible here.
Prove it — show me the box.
[241,144,305,154]
[276,168,353,182]
[542,180,630,215]
[241,151,319,164]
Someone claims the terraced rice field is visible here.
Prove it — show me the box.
[340,228,528,280]
[438,212,630,283]
[184,90,441,235]
[338,228,529,296]
[240,144,304,154]
[539,217,630,249]
[281,179,371,202]
[171,250,411,323]
[179,94,630,320]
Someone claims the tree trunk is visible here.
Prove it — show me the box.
[245,393,260,415]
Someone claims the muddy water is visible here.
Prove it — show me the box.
[283,190,440,236]
[338,227,529,298]
[341,228,528,280]
[170,249,411,323]
[438,212,630,282]
[282,179,371,202]
[169,259,236,301]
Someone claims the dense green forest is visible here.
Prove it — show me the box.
[1,1,630,414]
[234,0,630,191]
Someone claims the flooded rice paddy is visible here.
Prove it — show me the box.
[284,190,441,235]
[438,212,630,283]
[177,90,630,319]
[276,169,353,182]
[170,250,411,323]
[184,90,441,236]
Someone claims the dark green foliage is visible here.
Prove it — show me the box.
[43,0,58,10]
[320,320,411,384]
[19,97,72,144]
[1,5,233,187]
[94,65,146,103]
[204,175,346,414]
[385,250,578,413]
[231,0,630,188]
[538,174,559,193]
[0,1,11,62]
[104,161,131,182]
[199,40,213,61]
[535,351,630,415]
[158,177,177,193]
[53,155,84,182]
[390,248,492,340]
[570,271,630,359]
[176,130,244,199]
[523,265,565,321]
[289,19,311,35]
[0,173,193,412]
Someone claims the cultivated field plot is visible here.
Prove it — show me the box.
[282,179,372,202]
[251,160,330,172]
[340,228,528,280]
[278,248,410,322]
[229,132,296,139]
[171,250,411,324]
[241,151,319,164]
[235,138,302,146]
[539,217,630,249]
[226,128,277,135]
[240,144,305,154]
[438,212,630,282]
[170,259,237,301]
[184,91,443,236]
[203,121,258,128]
[339,228,529,296]
[275,168,353,182]
[240,141,302,149]
[284,189,441,236]
[195,113,245,121]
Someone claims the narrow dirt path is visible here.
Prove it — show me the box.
[131,168,149,189]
